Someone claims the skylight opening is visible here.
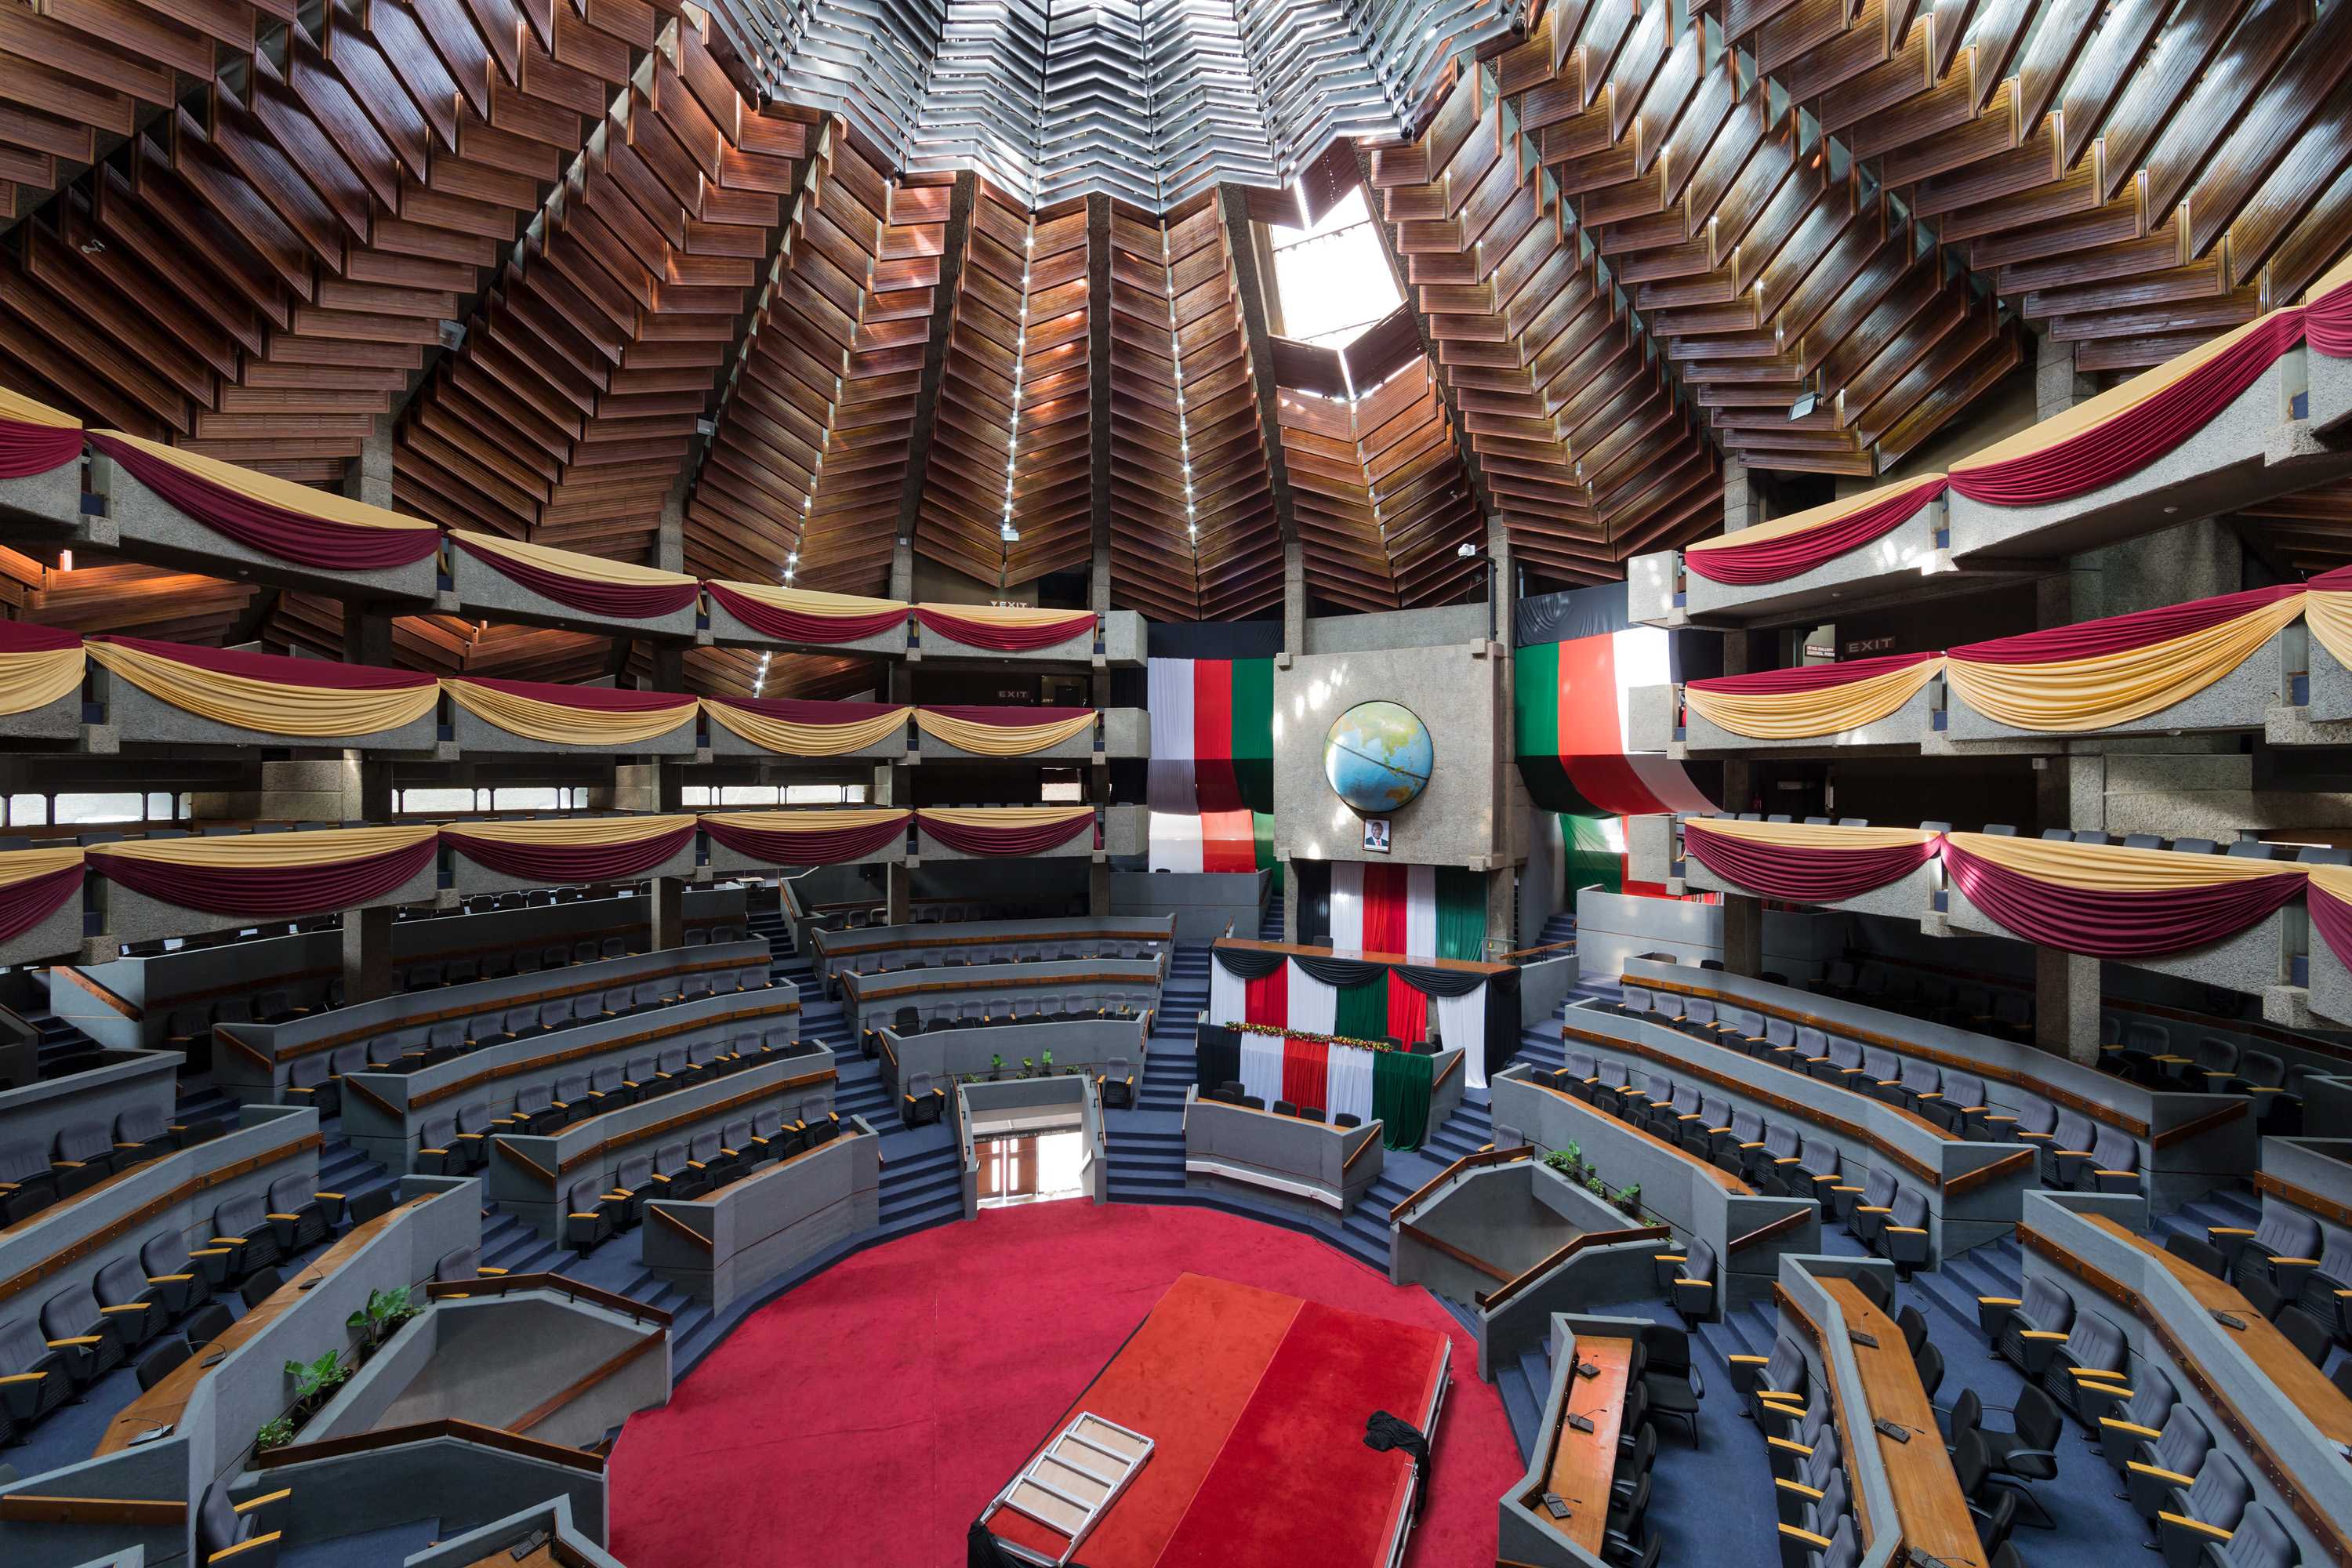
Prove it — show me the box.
[1269,187,1403,349]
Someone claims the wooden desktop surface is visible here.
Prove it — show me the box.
[1531,1333,1632,1553]
[1821,1277,1987,1568]
[96,1192,440,1455]
[2082,1213,2352,1446]
[1211,937,1510,978]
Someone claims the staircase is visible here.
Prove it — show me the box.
[24,1003,106,1075]
[1258,893,1284,941]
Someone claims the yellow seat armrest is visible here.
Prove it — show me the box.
[100,1304,150,1314]
[2158,1515,2234,1542]
[233,1490,292,1515]
[1726,1354,1769,1366]
[568,1212,604,1221]
[1653,1254,1686,1264]
[1677,1277,1712,1290]
[265,1213,303,1222]
[2070,1367,2128,1380]
[314,1192,343,1201]
[148,1273,194,1283]
[1777,1526,1831,1549]
[0,1371,46,1385]
[475,1265,507,1276]
[47,1335,103,1347]
[2101,1419,2162,1439]
[1979,1296,2024,1307]
[190,1247,230,1258]
[1886,1225,1927,1234]
[2129,1464,2194,1485]
[1766,1437,1813,1455]
[209,1530,283,1562]
[1857,1206,1892,1214]
[1775,1479,1824,1498]
[2268,1256,2321,1265]
[2019,1330,2072,1340]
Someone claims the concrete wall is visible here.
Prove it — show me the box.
[96,673,438,754]
[1943,874,2288,997]
[1304,602,1491,652]
[642,1123,881,1309]
[1109,869,1266,941]
[880,1018,1145,1092]
[1573,887,1846,985]
[1182,1090,1383,1216]
[448,837,699,898]
[1272,639,1505,869]
[0,1047,177,1152]
[814,913,1170,985]
[399,1497,626,1568]
[840,954,1162,1036]
[705,593,907,658]
[89,855,441,952]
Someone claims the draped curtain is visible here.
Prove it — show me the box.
[2304,256,2352,358]
[1940,832,2303,958]
[1370,1050,1432,1149]
[1385,971,1429,1045]
[1680,819,1940,904]
[87,431,441,569]
[1147,658,1198,812]
[1281,1036,1329,1109]
[1435,868,1486,962]
[443,678,696,746]
[917,806,1096,856]
[0,621,86,717]
[0,387,82,479]
[913,706,1095,756]
[87,826,437,916]
[1285,960,1339,1035]
[1333,978,1388,1040]
[87,637,437,737]
[1684,653,1943,740]
[446,532,699,619]
[2304,568,2352,667]
[913,604,1094,652]
[1433,989,1486,1091]
[1327,1046,1375,1125]
[1237,1031,1284,1105]
[700,809,911,866]
[1194,1024,1241,1095]
[0,846,84,944]
[703,697,909,755]
[2304,864,2352,974]
[1243,964,1288,1027]
[441,815,697,881]
[703,581,907,642]
[1683,475,1947,585]
[1207,960,1247,1027]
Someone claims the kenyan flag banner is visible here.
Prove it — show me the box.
[1147,656,1275,813]
[1515,629,1713,817]
[1151,808,1282,886]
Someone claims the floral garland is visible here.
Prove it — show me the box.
[1232,1019,1415,1054]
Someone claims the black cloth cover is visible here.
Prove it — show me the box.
[1194,1024,1240,1095]
[1209,944,1289,981]
[1287,952,1386,990]
[1363,1410,1432,1521]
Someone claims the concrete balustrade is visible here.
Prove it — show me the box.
[641,1119,881,1310]
[1181,1089,1385,1218]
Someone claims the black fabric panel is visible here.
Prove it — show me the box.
[1144,619,1285,659]
[1514,582,1631,647]
[1391,964,1485,998]
[1294,858,1331,942]
[1289,953,1386,989]
[1394,963,1521,1083]
[1210,944,1288,980]
[1195,1024,1240,1093]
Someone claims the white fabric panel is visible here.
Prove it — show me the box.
[1149,811,1203,872]
[1239,1031,1284,1105]
[1327,1042,1375,1124]
[1435,986,1488,1091]
[1208,959,1246,1027]
[1147,659,1197,813]
[1404,864,1438,959]
[1327,860,1365,949]
[1287,959,1338,1035]
[1612,630,1715,813]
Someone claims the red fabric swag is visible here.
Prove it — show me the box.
[1243,964,1288,1028]
[0,864,82,943]
[1687,651,1940,694]
[916,810,1096,857]
[2307,878,2352,976]
[2307,278,2352,358]
[93,838,436,918]
[1281,1035,1330,1110]
[1684,477,1948,585]
[913,606,1094,652]
[443,823,696,883]
[0,622,83,653]
[1680,829,1937,906]
[89,635,431,688]
[704,582,907,644]
[87,433,442,571]
[448,535,699,620]
[1941,839,2302,959]
[0,416,82,481]
[456,677,695,713]
[1948,584,2304,665]
[1946,311,2307,506]
[701,813,911,866]
[1385,971,1428,1045]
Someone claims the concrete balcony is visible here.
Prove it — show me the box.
[84,664,442,757]
[702,821,909,878]
[703,591,908,659]
[910,804,1145,862]
[446,698,699,759]
[1626,486,1952,630]
[702,717,906,763]
[908,706,1148,764]
[908,608,1146,667]
[439,545,699,644]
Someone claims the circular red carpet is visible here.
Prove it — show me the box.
[608,1200,1523,1568]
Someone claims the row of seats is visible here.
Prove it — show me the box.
[873,1000,1147,1040]
[286,964,773,1112]
[397,923,748,992]
[0,1183,396,1450]
[0,1104,228,1226]
[414,1029,824,1171]
[832,939,1162,978]
[813,902,1066,931]
[1536,1053,1934,1273]
[1201,1082,1366,1129]
[1617,987,2148,1195]
[562,1098,846,1252]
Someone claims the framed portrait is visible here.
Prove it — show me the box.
[1362,818,1391,853]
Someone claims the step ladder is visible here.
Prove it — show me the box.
[989,1411,1154,1565]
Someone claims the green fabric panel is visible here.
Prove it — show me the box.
[1252,811,1283,894]
[1371,1048,1432,1149]
[1334,978,1389,1041]
[1514,641,1559,764]
[1436,866,1486,961]
[1566,814,1624,895]
[1230,658,1276,811]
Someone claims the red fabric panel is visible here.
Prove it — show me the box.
[0,416,82,481]
[448,535,699,619]
[86,433,441,570]
[1688,651,1940,694]
[2306,281,2352,358]
[704,581,906,643]
[1550,633,1663,815]
[458,676,695,713]
[1947,311,2306,506]
[0,864,81,942]
[1948,584,2303,665]
[1386,970,1428,1045]
[1681,829,1937,905]
[2310,879,2352,976]
[1361,862,1409,954]
[92,837,435,917]
[1243,963,1288,1027]
[1684,477,1947,585]
[1942,839,2302,958]
[701,813,909,866]
[916,811,1095,856]
[89,635,431,688]
[1198,809,1258,873]
[445,822,696,883]
[0,622,82,652]
[912,606,1094,652]
[1281,1035,1329,1109]
[1192,659,1240,811]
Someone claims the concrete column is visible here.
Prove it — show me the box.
[1719,626,1753,814]
[258,758,361,822]
[655,482,685,575]
[1722,893,1765,978]
[2034,948,2102,1065]
[1722,457,1760,535]
[1088,858,1110,916]
[885,861,912,925]
[612,764,684,814]
[342,904,395,1004]
[869,763,895,806]
[1089,544,1110,616]
[644,643,684,692]
[343,609,394,669]
[1281,861,1301,942]
[888,537,914,602]
[1483,513,1513,649]
[2035,335,2096,423]
[649,875,687,950]
[345,415,394,510]
[349,751,393,824]
[1484,866,1513,961]
[1283,541,1306,653]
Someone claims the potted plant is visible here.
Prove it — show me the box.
[284,1348,348,1426]
[347,1286,419,1356]
[1562,1140,1584,1181]
[989,1054,1004,1081]
[1542,1149,1577,1178]
[1022,1057,1035,1078]
[1586,1175,1606,1197]
[1617,1183,1642,1218]
[1041,1050,1054,1075]
[255,1415,296,1454]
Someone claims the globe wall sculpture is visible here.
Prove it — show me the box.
[1323,701,1434,815]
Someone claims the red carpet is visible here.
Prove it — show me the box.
[607,1202,1522,1568]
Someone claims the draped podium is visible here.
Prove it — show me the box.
[446,532,701,619]
[439,815,698,881]
[0,387,82,479]
[1683,476,1947,586]
[0,621,85,716]
[87,431,442,570]
[1207,940,1517,1094]
[85,826,438,917]
[1197,1022,1435,1149]
[1679,819,1939,904]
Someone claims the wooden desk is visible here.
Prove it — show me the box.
[1528,1334,1632,1554]
[2080,1214,2352,1446]
[1821,1278,1987,1568]
[96,1192,441,1455]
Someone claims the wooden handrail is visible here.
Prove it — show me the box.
[815,922,1171,957]
[1434,1051,1461,1088]
[1389,1144,1532,1223]
[1396,1219,1511,1283]
[421,1271,673,1328]
[50,964,142,1020]
[512,1328,668,1436]
[1476,1224,1671,1311]
[1497,939,1577,963]
[0,1494,187,1525]
[646,1204,711,1251]
[258,1416,606,1474]
[1727,1207,1814,1254]
[1341,1129,1381,1172]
